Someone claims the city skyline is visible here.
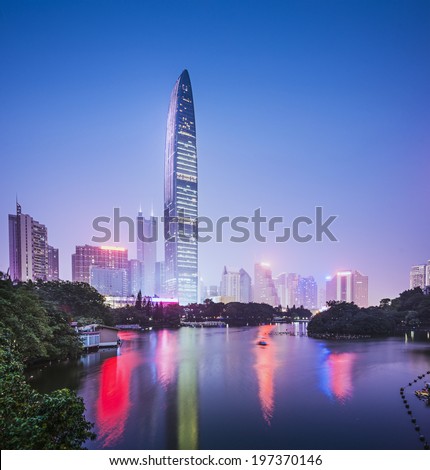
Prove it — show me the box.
[1,1,429,306]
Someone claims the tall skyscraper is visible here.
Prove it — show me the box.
[8,202,58,281]
[254,263,280,307]
[326,270,368,307]
[164,69,198,305]
[409,261,430,289]
[137,210,157,296]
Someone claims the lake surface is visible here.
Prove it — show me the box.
[31,325,430,450]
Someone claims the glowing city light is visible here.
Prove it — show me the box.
[100,246,126,252]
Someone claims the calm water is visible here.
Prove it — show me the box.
[31,325,430,450]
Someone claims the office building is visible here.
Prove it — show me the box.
[72,245,128,284]
[47,245,59,281]
[164,70,198,304]
[239,268,252,303]
[8,202,58,281]
[90,267,128,297]
[220,266,241,303]
[128,259,143,297]
[409,261,430,289]
[155,261,165,297]
[326,270,369,308]
[137,210,157,296]
[297,276,318,310]
[274,273,288,308]
[286,273,300,308]
[254,263,280,307]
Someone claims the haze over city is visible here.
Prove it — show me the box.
[1,0,429,306]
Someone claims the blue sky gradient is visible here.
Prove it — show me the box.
[1,0,429,305]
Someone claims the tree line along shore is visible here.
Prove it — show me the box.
[1,272,429,449]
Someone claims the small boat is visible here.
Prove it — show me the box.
[257,340,268,346]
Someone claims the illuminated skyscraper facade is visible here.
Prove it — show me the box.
[164,70,198,304]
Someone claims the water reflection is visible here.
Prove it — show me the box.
[156,330,178,388]
[31,328,430,450]
[254,324,277,425]
[177,330,199,449]
[319,346,356,402]
[96,351,143,447]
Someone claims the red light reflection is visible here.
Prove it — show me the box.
[96,351,142,447]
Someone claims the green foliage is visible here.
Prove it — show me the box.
[0,278,53,362]
[0,344,95,449]
[285,305,313,320]
[223,302,276,325]
[36,280,114,326]
[308,287,430,337]
[0,275,85,364]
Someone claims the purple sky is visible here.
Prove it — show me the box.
[1,0,429,305]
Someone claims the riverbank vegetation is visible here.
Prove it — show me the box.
[308,287,430,338]
[112,296,284,327]
[0,273,99,449]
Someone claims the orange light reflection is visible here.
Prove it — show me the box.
[254,325,277,425]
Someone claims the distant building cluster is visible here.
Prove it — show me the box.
[198,263,367,311]
[6,203,373,310]
[71,220,164,299]
[17,201,430,310]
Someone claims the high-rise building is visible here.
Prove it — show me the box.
[286,273,300,308]
[137,210,157,296]
[72,245,128,284]
[8,202,58,281]
[326,270,368,307]
[90,267,128,297]
[239,268,252,303]
[47,245,59,281]
[297,276,318,310]
[164,70,198,305]
[208,285,219,297]
[220,266,241,303]
[409,261,430,289]
[353,270,368,308]
[254,263,280,307]
[155,261,165,297]
[274,273,288,308]
[128,259,143,297]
